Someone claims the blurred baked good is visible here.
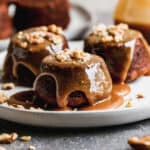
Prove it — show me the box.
[13,0,70,30]
[0,3,12,39]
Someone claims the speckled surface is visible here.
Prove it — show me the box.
[0,119,150,150]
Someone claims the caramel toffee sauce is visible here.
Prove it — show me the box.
[7,84,130,111]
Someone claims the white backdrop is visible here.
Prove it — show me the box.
[71,0,118,12]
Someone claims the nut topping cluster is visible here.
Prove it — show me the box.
[16,26,63,49]
[48,24,63,35]
[55,49,89,62]
[91,23,129,42]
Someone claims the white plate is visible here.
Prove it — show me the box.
[0,41,150,128]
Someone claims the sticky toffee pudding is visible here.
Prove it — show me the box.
[7,49,131,111]
[3,25,68,86]
[3,24,135,111]
[84,24,150,83]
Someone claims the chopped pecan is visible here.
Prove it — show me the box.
[0,93,8,104]
[128,136,150,150]
[20,136,31,142]
[28,145,36,150]
[126,100,133,108]
[48,24,63,35]
[1,83,15,90]
[70,50,84,60]
[136,93,144,99]
[0,133,18,143]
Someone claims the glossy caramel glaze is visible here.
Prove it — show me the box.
[7,84,130,111]
[7,90,73,111]
[79,83,130,110]
[112,83,130,96]
[3,25,68,86]
[79,94,123,111]
[34,50,112,107]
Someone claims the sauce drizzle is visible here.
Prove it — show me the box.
[7,84,130,111]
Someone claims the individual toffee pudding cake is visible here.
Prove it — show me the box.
[33,49,112,108]
[13,0,70,30]
[3,25,68,86]
[84,23,150,83]
[7,50,130,110]
[0,3,13,39]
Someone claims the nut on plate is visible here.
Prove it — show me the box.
[28,145,36,150]
[20,136,31,142]
[136,93,144,99]
[1,82,15,90]
[0,93,8,104]
[126,100,133,108]
[128,135,150,150]
[0,132,18,144]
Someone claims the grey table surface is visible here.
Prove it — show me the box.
[0,119,150,150]
[0,5,150,150]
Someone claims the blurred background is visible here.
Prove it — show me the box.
[0,0,118,43]
[0,0,119,49]
[2,0,150,43]
[72,0,118,24]
[72,0,117,12]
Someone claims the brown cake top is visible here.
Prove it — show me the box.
[12,25,64,52]
[42,49,93,67]
[86,23,142,45]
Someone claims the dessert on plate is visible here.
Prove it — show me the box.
[34,49,112,108]
[3,25,68,86]
[7,47,129,111]
[2,24,132,111]
[84,23,150,83]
